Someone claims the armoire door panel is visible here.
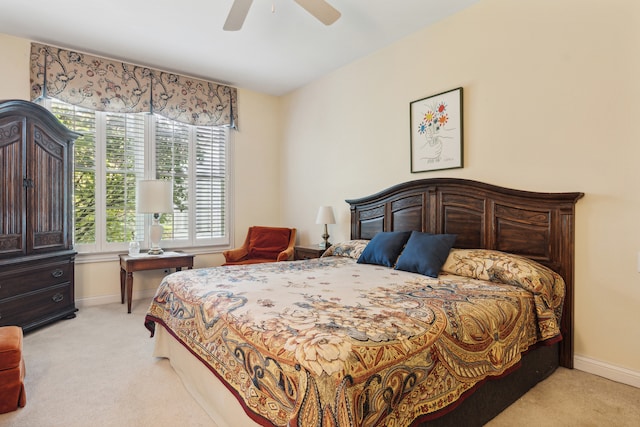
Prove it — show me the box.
[0,116,27,257]
[28,122,69,253]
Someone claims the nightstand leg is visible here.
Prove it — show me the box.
[120,268,125,304]
[126,272,134,313]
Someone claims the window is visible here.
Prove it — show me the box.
[47,99,231,255]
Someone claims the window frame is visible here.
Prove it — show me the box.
[44,99,234,262]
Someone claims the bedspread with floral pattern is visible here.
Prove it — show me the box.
[145,250,564,427]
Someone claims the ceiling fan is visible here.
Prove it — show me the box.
[224,0,341,31]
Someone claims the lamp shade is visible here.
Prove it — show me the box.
[137,180,173,214]
[315,206,336,225]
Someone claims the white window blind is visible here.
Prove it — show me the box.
[155,116,190,241]
[195,126,227,240]
[50,102,98,248]
[104,113,145,244]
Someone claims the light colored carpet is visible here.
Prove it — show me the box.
[1,301,639,426]
[0,302,212,427]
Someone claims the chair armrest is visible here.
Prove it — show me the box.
[277,247,294,262]
[223,247,249,263]
[276,228,297,261]
[224,227,254,263]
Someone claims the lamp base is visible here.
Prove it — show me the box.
[148,217,164,256]
[319,227,331,250]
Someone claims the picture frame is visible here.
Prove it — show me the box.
[410,87,463,173]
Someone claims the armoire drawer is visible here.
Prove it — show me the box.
[0,282,74,327]
[0,261,73,300]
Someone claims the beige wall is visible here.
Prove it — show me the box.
[281,0,640,376]
[0,33,284,305]
[0,34,31,98]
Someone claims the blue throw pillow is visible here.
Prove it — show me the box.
[357,231,412,267]
[395,232,457,278]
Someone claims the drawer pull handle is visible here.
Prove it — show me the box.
[52,293,64,303]
[52,269,64,278]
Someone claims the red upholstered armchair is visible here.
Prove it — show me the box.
[223,226,297,265]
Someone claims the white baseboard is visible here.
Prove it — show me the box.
[574,354,640,389]
[76,288,158,309]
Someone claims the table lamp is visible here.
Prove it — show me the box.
[315,206,336,249]
[137,179,173,255]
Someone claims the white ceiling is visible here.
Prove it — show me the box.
[0,0,479,96]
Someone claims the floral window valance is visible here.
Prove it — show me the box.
[29,43,238,128]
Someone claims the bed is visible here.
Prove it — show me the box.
[145,178,583,426]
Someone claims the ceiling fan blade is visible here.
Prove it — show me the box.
[293,0,341,25]
[223,0,254,31]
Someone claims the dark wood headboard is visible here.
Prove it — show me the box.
[346,178,583,368]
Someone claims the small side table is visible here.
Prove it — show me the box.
[119,251,194,313]
[294,245,326,260]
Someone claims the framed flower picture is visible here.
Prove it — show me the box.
[410,87,463,173]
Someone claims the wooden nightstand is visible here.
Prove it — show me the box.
[119,251,194,313]
[294,245,326,260]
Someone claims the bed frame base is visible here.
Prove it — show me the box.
[420,343,558,426]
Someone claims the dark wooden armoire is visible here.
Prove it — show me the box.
[0,100,80,332]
